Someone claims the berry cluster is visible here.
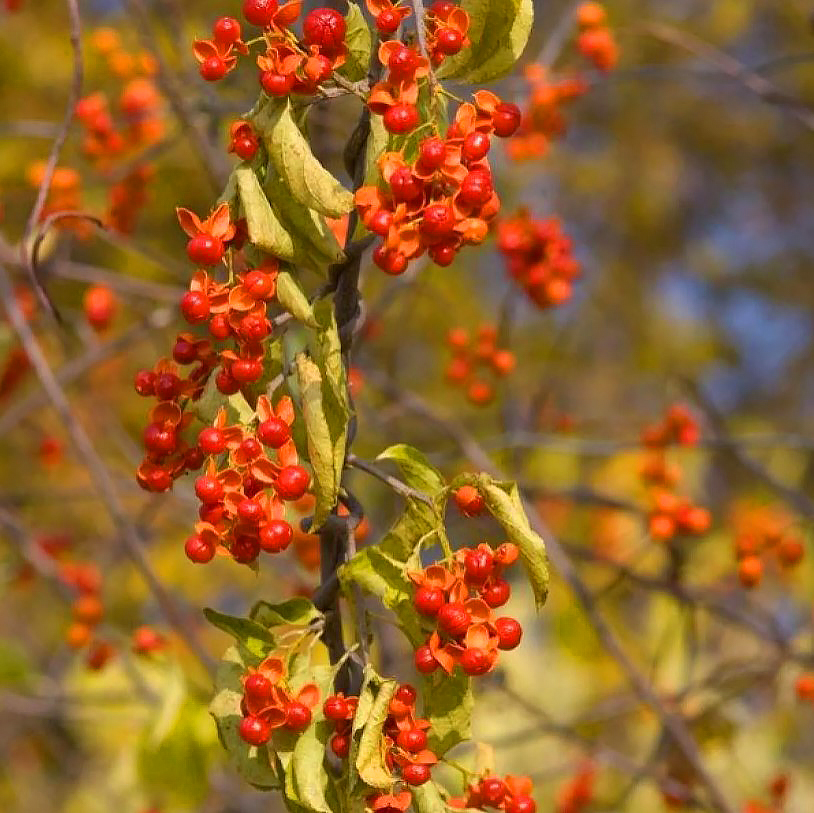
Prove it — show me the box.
[445,326,515,406]
[410,543,523,676]
[367,0,411,36]
[496,211,580,308]
[449,773,537,813]
[425,2,471,65]
[575,3,618,73]
[195,4,351,98]
[641,403,700,448]
[238,655,321,745]
[131,625,167,656]
[555,762,595,813]
[325,684,437,787]
[732,502,804,588]
[647,488,711,542]
[356,92,520,273]
[25,164,92,237]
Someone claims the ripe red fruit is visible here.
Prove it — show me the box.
[420,204,455,239]
[231,534,261,564]
[369,209,393,236]
[738,555,762,588]
[180,290,210,324]
[244,673,273,704]
[153,372,181,400]
[186,234,223,266]
[213,16,242,46]
[233,136,258,161]
[454,485,485,516]
[261,71,295,96]
[198,427,226,455]
[239,437,263,459]
[458,169,493,207]
[239,714,271,745]
[143,423,176,455]
[185,534,215,563]
[495,617,523,650]
[243,0,277,27]
[414,585,445,617]
[394,684,417,706]
[492,102,522,138]
[389,167,423,202]
[396,728,427,753]
[145,468,173,492]
[276,465,310,500]
[504,795,536,813]
[244,270,275,299]
[430,241,457,267]
[462,131,491,161]
[134,370,155,396]
[461,647,492,676]
[237,498,264,524]
[195,475,224,504]
[285,701,312,731]
[173,337,198,365]
[482,579,511,608]
[231,359,263,383]
[430,0,456,15]
[258,416,291,448]
[437,602,470,638]
[331,732,351,758]
[302,8,347,50]
[384,103,419,134]
[373,246,408,275]
[415,645,438,674]
[84,285,117,331]
[418,137,446,170]
[436,27,464,55]
[481,778,507,806]
[376,9,401,33]
[323,695,350,721]
[464,549,493,586]
[402,764,431,786]
[259,519,293,553]
[200,56,227,81]
[209,313,232,340]
[387,45,419,79]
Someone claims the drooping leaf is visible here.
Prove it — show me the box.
[257,99,354,218]
[412,780,449,813]
[235,165,296,260]
[276,270,318,327]
[339,3,372,82]
[422,669,473,755]
[464,0,533,82]
[250,597,322,628]
[203,608,276,659]
[355,675,396,790]
[210,646,281,789]
[375,444,446,495]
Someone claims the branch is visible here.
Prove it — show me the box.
[346,453,435,506]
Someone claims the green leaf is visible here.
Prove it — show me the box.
[375,444,445,494]
[210,646,281,789]
[355,676,396,790]
[352,114,388,240]
[422,669,473,755]
[235,165,297,260]
[412,780,450,813]
[257,99,354,218]
[276,270,318,327]
[339,3,372,82]
[250,597,322,628]
[436,0,532,82]
[203,608,276,659]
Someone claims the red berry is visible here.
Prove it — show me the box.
[384,103,419,134]
[437,602,470,638]
[195,475,224,504]
[145,468,173,492]
[239,714,271,745]
[436,27,463,55]
[505,795,536,813]
[244,270,275,299]
[244,673,273,704]
[240,437,263,460]
[285,701,312,731]
[199,502,225,524]
[482,579,511,608]
[420,204,455,240]
[373,246,408,275]
[153,372,181,400]
[180,290,210,323]
[376,9,401,34]
[232,534,261,564]
[402,764,431,786]
[418,137,446,170]
[323,695,349,721]
[173,337,198,365]
[458,169,493,207]
[231,359,263,383]
[460,647,491,676]
[233,136,258,161]
[414,585,445,617]
[237,498,264,524]
[134,370,155,396]
[213,16,242,46]
[259,519,293,553]
[388,45,419,78]
[198,427,226,455]
[185,446,205,471]
[276,465,310,500]
[331,732,351,757]
[143,423,176,455]
[302,8,347,50]
[216,369,241,394]
[394,684,417,706]
[389,167,423,202]
[481,778,507,806]
[239,314,270,342]
[200,56,227,81]
[492,102,522,138]
[369,209,393,236]
[396,728,427,753]
[430,1,456,15]
[257,416,291,448]
[261,71,295,96]
[243,0,277,27]
[495,617,522,650]
[464,549,493,586]
[453,485,485,516]
[185,534,215,563]
[414,645,438,674]
[187,234,224,266]
[462,131,490,161]
[209,313,232,340]
[430,242,457,267]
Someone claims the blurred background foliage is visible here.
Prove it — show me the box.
[1,1,814,812]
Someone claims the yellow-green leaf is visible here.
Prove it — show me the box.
[339,3,372,82]
[235,165,296,260]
